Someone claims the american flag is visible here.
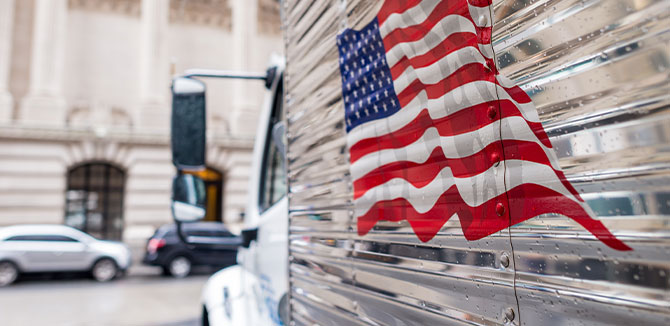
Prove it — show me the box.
[337,0,630,251]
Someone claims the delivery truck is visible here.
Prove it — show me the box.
[169,0,670,325]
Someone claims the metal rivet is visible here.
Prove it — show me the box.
[491,151,500,166]
[500,252,510,268]
[505,307,516,321]
[487,106,497,119]
[478,15,489,27]
[496,202,505,216]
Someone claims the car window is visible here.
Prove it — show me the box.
[184,230,207,237]
[185,229,233,238]
[211,230,233,237]
[49,235,79,242]
[163,229,177,238]
[155,225,177,239]
[203,229,233,237]
[5,235,79,242]
[259,76,287,211]
[6,235,41,241]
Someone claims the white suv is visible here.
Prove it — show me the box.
[0,224,132,286]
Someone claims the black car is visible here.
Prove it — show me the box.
[143,223,241,278]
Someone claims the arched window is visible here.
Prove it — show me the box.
[64,163,125,240]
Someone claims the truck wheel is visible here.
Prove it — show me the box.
[168,256,191,278]
[91,258,118,282]
[0,261,18,286]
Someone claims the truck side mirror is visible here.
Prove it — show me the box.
[171,174,206,222]
[171,77,206,170]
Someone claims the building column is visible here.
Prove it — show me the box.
[0,0,15,122]
[231,0,259,137]
[20,0,67,125]
[139,0,169,131]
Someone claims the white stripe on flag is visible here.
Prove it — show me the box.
[350,116,560,179]
[354,159,580,216]
[379,1,442,36]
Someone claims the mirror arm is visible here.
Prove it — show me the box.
[182,69,267,81]
[181,66,277,89]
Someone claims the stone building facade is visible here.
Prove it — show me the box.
[0,0,282,241]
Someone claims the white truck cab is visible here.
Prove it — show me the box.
[202,63,288,326]
[169,58,288,326]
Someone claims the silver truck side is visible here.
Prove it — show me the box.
[283,1,670,325]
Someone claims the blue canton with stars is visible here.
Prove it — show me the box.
[337,18,400,133]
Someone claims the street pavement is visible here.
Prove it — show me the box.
[0,265,214,326]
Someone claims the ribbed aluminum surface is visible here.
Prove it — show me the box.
[283,0,670,325]
[493,0,670,325]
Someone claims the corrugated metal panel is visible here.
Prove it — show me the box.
[284,1,518,325]
[284,0,670,325]
[492,0,670,325]
[284,1,358,325]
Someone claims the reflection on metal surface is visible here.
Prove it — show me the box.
[493,0,670,325]
[285,0,670,325]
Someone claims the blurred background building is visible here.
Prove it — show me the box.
[0,0,282,241]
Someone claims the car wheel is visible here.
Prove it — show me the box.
[0,261,18,286]
[167,256,191,278]
[91,258,118,282]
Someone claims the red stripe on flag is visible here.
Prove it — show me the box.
[395,63,530,108]
[353,142,503,199]
[506,185,630,251]
[353,139,574,201]
[502,139,582,201]
[377,0,423,26]
[349,100,551,164]
[467,0,493,7]
[356,183,631,251]
[396,63,491,107]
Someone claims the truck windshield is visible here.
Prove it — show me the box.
[260,77,287,211]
